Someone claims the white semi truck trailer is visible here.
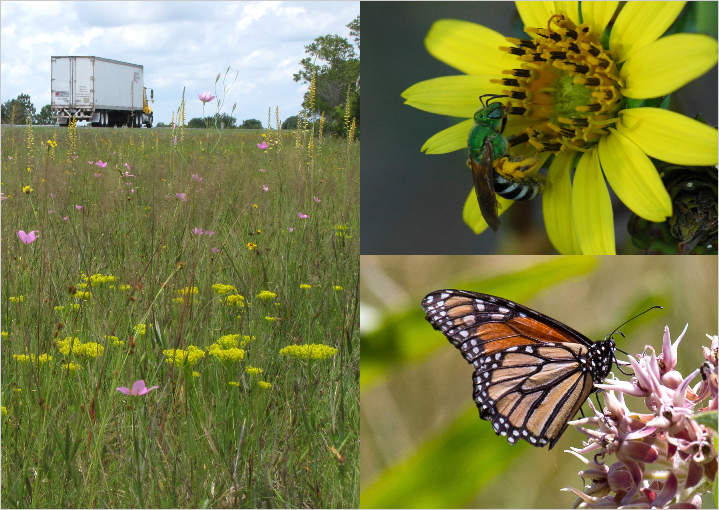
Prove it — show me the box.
[51,56,153,128]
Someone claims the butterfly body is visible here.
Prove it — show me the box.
[421,289,616,449]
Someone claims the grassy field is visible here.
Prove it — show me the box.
[1,121,359,507]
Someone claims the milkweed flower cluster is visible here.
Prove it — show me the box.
[257,290,277,301]
[74,291,92,300]
[163,345,205,368]
[56,337,104,358]
[212,283,237,295]
[208,340,245,363]
[257,380,272,389]
[12,353,52,364]
[564,327,718,508]
[280,343,338,360]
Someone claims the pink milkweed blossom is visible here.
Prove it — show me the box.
[174,135,178,145]
[96,161,107,168]
[193,227,204,235]
[313,196,321,202]
[75,205,83,210]
[198,92,216,103]
[564,326,718,509]
[116,380,159,396]
[191,174,202,182]
[176,193,188,201]
[298,212,309,219]
[257,142,268,150]
[18,230,39,244]
[263,185,269,191]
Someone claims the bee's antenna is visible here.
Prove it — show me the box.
[479,94,509,107]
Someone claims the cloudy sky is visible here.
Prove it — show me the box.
[1,1,359,126]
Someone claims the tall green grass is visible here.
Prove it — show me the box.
[1,122,359,508]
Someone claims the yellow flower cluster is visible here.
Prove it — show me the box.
[257,290,277,301]
[104,335,124,346]
[212,283,237,295]
[208,344,245,363]
[225,294,245,307]
[279,343,338,360]
[22,185,33,194]
[1,332,8,338]
[86,273,116,286]
[177,286,199,296]
[192,371,200,378]
[56,337,104,358]
[333,285,343,291]
[245,366,263,376]
[247,242,258,250]
[163,345,205,367]
[1,406,7,416]
[9,296,24,303]
[54,304,81,312]
[62,362,80,372]
[13,353,52,364]
[134,324,146,335]
[334,223,351,238]
[257,381,271,389]
[265,316,276,323]
[300,284,312,290]
[229,381,241,387]
[74,291,92,300]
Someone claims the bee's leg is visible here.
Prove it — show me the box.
[493,153,542,179]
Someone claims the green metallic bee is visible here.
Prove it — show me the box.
[468,94,544,232]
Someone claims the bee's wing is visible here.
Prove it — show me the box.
[470,139,500,232]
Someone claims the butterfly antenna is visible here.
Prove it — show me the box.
[607,306,663,340]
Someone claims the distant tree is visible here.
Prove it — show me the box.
[282,116,298,130]
[187,114,236,129]
[239,119,263,129]
[1,94,36,125]
[34,104,54,125]
[156,121,168,127]
[293,16,360,137]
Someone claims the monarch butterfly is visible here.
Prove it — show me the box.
[421,289,633,450]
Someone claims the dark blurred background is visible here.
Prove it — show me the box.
[361,2,718,254]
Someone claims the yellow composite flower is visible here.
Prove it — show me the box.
[402,1,718,254]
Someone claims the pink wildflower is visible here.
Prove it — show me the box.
[211,247,220,253]
[176,193,188,201]
[94,172,101,177]
[193,227,204,235]
[313,196,321,202]
[96,161,107,168]
[191,174,202,182]
[257,142,268,150]
[75,205,83,210]
[18,230,39,244]
[288,227,294,233]
[116,380,159,396]
[298,212,309,219]
[174,135,178,145]
[205,230,215,236]
[259,168,266,172]
[263,185,269,191]
[198,92,216,103]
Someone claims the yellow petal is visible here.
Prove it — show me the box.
[618,108,719,166]
[424,20,516,76]
[542,152,582,254]
[463,188,514,235]
[422,119,474,154]
[610,1,686,62]
[580,1,619,41]
[515,1,560,29]
[402,76,505,118]
[572,149,616,255]
[621,34,718,99]
[599,130,672,222]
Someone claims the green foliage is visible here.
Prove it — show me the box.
[239,118,263,129]
[293,16,360,137]
[282,115,299,130]
[1,93,36,125]
[34,104,54,125]
[155,122,168,127]
[1,125,359,507]
[187,113,237,129]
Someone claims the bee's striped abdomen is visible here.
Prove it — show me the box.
[494,172,544,201]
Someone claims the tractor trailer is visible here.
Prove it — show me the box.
[51,56,153,128]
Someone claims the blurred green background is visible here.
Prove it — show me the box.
[360,256,718,508]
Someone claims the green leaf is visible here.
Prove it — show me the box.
[361,406,526,508]
[361,257,598,389]
[694,411,718,431]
